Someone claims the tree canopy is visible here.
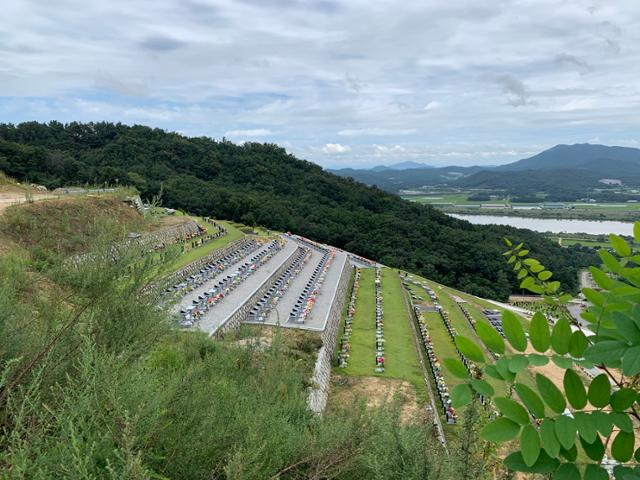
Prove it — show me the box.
[0,121,595,300]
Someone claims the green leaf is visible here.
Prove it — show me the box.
[610,388,638,411]
[470,378,494,397]
[635,445,640,462]
[611,411,633,433]
[552,355,573,369]
[503,450,559,474]
[451,383,472,408]
[504,237,513,247]
[588,374,610,408]
[554,415,576,450]
[528,353,549,366]
[480,417,521,443]
[517,269,527,280]
[520,424,540,467]
[610,234,631,257]
[454,335,485,363]
[484,364,504,380]
[584,340,628,365]
[559,445,577,462]
[554,463,580,480]
[539,418,560,458]
[622,345,640,376]
[529,312,550,352]
[550,317,572,355]
[514,383,545,418]
[613,313,640,343]
[584,464,608,480]
[580,435,605,462]
[583,287,605,306]
[563,369,587,409]
[530,263,545,273]
[589,266,614,290]
[568,330,588,358]
[537,270,552,281]
[494,397,530,425]
[611,430,635,462]
[475,320,505,354]
[574,412,597,443]
[592,411,613,436]
[536,374,566,414]
[507,354,529,373]
[599,249,621,273]
[443,358,470,379]
[517,249,529,256]
[502,310,527,352]
[495,357,516,382]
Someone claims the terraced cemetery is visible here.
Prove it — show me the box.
[0,189,592,451]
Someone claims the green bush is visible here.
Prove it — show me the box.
[447,227,640,480]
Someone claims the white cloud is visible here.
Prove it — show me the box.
[224,129,272,137]
[373,144,406,156]
[322,143,351,154]
[423,101,441,111]
[1,0,640,168]
[338,128,417,137]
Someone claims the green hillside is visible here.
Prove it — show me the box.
[0,121,595,300]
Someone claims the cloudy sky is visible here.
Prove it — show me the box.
[1,0,639,168]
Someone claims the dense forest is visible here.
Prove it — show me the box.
[0,121,596,300]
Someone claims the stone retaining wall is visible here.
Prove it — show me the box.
[212,246,305,338]
[308,257,352,413]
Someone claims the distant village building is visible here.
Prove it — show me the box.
[480,203,511,209]
[599,178,623,186]
[541,202,566,209]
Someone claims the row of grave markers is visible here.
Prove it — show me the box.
[338,268,361,368]
[175,239,284,327]
[415,307,459,424]
[375,268,385,373]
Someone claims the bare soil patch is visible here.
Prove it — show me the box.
[329,375,425,424]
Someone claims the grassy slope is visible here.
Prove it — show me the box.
[337,268,375,376]
[160,218,245,273]
[379,269,426,395]
[337,268,425,397]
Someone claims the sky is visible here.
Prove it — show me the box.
[1,0,639,169]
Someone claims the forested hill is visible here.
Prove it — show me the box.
[0,121,594,299]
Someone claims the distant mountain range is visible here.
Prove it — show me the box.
[369,161,434,171]
[330,143,640,194]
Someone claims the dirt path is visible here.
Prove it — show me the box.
[0,188,57,214]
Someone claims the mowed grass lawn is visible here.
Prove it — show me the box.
[379,269,425,394]
[337,268,376,376]
[338,268,425,397]
[161,218,245,274]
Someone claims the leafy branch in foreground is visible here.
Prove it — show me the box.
[445,224,640,480]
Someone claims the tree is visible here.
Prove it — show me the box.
[446,227,640,479]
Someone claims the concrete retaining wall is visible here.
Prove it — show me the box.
[308,258,352,413]
[212,246,305,338]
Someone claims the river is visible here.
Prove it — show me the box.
[450,214,633,236]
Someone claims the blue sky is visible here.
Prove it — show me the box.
[1,0,639,168]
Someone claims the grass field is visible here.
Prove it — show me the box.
[159,218,246,274]
[337,268,425,397]
[336,268,376,375]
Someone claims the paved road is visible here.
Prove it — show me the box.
[303,251,347,330]
[171,241,271,315]
[198,238,299,335]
